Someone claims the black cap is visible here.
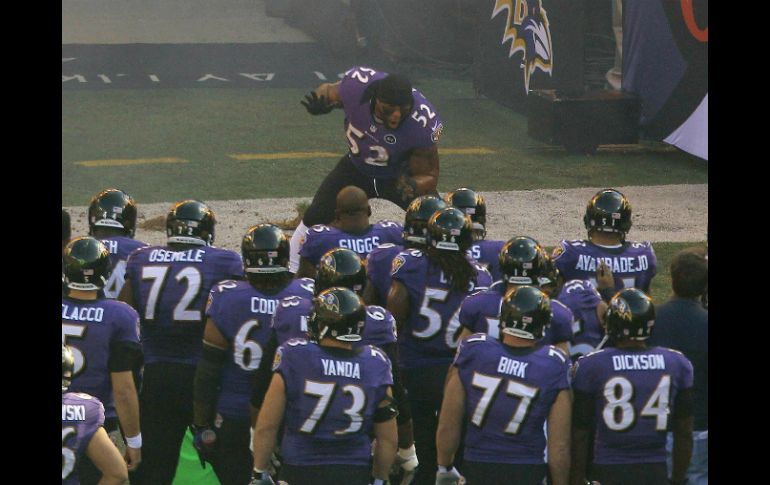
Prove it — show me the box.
[375,74,413,106]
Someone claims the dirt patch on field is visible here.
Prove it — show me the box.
[64,184,708,251]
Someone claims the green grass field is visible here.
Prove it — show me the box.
[62,79,708,206]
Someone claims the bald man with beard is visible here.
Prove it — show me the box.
[296,186,404,279]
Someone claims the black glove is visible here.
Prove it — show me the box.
[300,91,334,115]
[190,425,217,469]
[395,174,418,204]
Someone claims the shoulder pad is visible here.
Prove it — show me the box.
[280,295,307,308]
[213,279,240,293]
[297,278,315,294]
[285,338,309,347]
[309,224,332,234]
[376,243,397,249]
[406,249,423,257]
[376,220,402,229]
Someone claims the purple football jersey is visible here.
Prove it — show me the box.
[338,66,443,179]
[366,243,404,304]
[454,333,570,464]
[62,297,140,418]
[206,278,315,418]
[458,282,574,346]
[390,249,493,369]
[572,346,694,464]
[272,292,397,350]
[552,239,657,292]
[125,245,243,365]
[557,279,605,357]
[299,221,404,267]
[274,339,393,466]
[97,235,148,299]
[467,239,505,282]
[62,392,105,485]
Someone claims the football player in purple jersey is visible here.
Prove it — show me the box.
[62,237,143,482]
[297,185,403,278]
[557,278,609,359]
[63,344,129,485]
[364,194,447,306]
[256,247,418,482]
[458,237,573,354]
[437,286,571,485]
[387,207,493,485]
[289,66,443,273]
[570,289,694,485]
[87,188,149,299]
[445,187,505,282]
[120,200,243,485]
[250,287,398,485]
[551,189,657,293]
[190,224,314,485]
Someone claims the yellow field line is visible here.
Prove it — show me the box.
[75,157,188,167]
[229,147,496,161]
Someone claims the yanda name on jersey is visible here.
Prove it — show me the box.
[575,254,650,273]
[497,356,528,378]
[148,248,205,263]
[62,304,103,322]
[321,358,361,379]
[612,354,665,371]
[62,404,86,421]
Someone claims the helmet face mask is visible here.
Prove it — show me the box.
[166,200,216,246]
[445,188,487,241]
[309,287,366,342]
[427,207,473,253]
[88,188,138,238]
[315,248,367,295]
[63,236,112,291]
[499,285,552,340]
[605,288,655,341]
[403,196,447,246]
[241,224,290,274]
[584,189,632,238]
[499,237,548,286]
[62,344,75,393]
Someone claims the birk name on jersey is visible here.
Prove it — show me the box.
[251,297,279,315]
[62,404,86,421]
[575,255,650,273]
[148,248,205,263]
[321,359,361,379]
[612,354,665,371]
[338,237,380,254]
[497,356,528,378]
[62,305,104,322]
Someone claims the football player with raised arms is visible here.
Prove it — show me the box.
[191,224,314,485]
[552,188,657,294]
[62,236,143,482]
[436,286,572,485]
[62,344,129,485]
[570,288,694,485]
[87,188,148,299]
[364,194,447,307]
[296,185,403,278]
[289,66,443,273]
[120,200,243,485]
[387,207,493,485]
[445,187,505,282]
[250,287,398,485]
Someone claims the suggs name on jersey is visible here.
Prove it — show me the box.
[62,304,104,322]
[575,255,649,273]
[321,359,361,379]
[62,404,86,421]
[339,236,380,254]
[251,297,279,315]
[148,248,205,263]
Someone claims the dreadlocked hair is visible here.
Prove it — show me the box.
[425,247,476,292]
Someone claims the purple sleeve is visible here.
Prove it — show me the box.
[204,287,220,320]
[452,333,485,367]
[113,304,141,343]
[363,306,398,347]
[571,354,597,393]
[298,225,329,265]
[474,264,493,289]
[551,241,577,279]
[543,301,574,344]
[223,251,244,280]
[458,294,484,333]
